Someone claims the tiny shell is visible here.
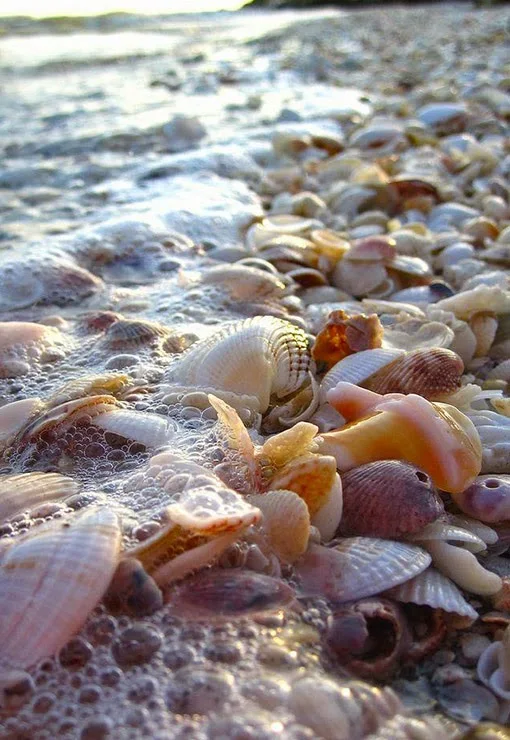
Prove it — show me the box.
[338,461,444,538]
[296,539,431,603]
[387,567,479,621]
[104,318,171,347]
[0,507,121,669]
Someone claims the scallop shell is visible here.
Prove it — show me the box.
[104,318,171,347]
[319,348,405,403]
[338,461,444,538]
[363,348,464,399]
[247,490,310,563]
[0,472,78,522]
[164,317,311,413]
[295,539,431,603]
[92,409,177,449]
[0,507,121,669]
[387,567,478,621]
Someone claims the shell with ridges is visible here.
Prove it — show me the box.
[163,316,311,413]
[295,539,431,603]
[0,507,121,669]
[247,490,310,563]
[319,348,405,404]
[387,567,479,621]
[0,472,79,522]
[92,409,177,449]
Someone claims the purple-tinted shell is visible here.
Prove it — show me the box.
[166,568,296,620]
[337,460,445,538]
[454,475,510,524]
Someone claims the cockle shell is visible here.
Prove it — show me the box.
[453,475,510,524]
[103,318,172,347]
[386,567,479,621]
[319,384,482,493]
[363,347,464,399]
[92,409,177,449]
[0,507,121,669]
[247,490,309,563]
[295,539,431,603]
[338,461,444,538]
[0,472,78,522]
[163,316,311,413]
[319,348,405,404]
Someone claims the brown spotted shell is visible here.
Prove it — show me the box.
[337,460,445,538]
[363,347,464,399]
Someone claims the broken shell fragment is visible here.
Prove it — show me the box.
[319,383,482,493]
[312,310,384,372]
[0,507,121,669]
[424,540,502,597]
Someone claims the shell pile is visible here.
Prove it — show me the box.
[1,4,510,739]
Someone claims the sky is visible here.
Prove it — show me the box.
[0,0,244,18]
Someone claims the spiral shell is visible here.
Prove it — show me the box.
[338,461,444,538]
[164,316,311,413]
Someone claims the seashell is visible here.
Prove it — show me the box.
[319,348,405,404]
[320,383,482,494]
[470,312,498,358]
[163,316,311,413]
[47,374,129,406]
[349,122,406,152]
[103,318,171,347]
[309,229,350,262]
[312,310,384,372]
[200,264,286,301]
[262,380,320,432]
[452,475,510,524]
[417,103,468,134]
[0,322,70,378]
[295,539,431,603]
[363,347,464,399]
[467,409,510,475]
[0,507,121,669]
[247,490,309,563]
[435,286,510,321]
[477,626,510,701]
[0,398,44,449]
[337,461,444,538]
[286,267,328,287]
[0,472,78,522]
[388,566,478,621]
[259,421,319,471]
[448,515,498,547]
[346,236,397,263]
[332,258,388,297]
[104,558,163,617]
[166,568,296,620]
[268,455,342,541]
[409,521,488,553]
[422,540,502,597]
[381,318,455,352]
[92,409,177,449]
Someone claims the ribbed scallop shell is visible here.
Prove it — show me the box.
[319,348,404,403]
[47,374,129,406]
[0,472,78,521]
[165,317,311,413]
[92,409,177,449]
[247,490,310,563]
[338,461,444,538]
[363,348,464,399]
[0,507,121,669]
[296,539,431,603]
[104,318,171,347]
[387,567,478,620]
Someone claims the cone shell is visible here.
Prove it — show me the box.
[0,507,121,669]
[165,316,310,413]
[363,348,464,399]
[387,567,478,621]
[338,461,444,538]
[0,472,78,522]
[295,539,431,603]
[247,490,310,563]
[92,409,177,449]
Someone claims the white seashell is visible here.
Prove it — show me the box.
[435,286,510,321]
[310,472,343,542]
[448,515,499,546]
[0,398,42,448]
[332,259,387,297]
[362,298,425,317]
[295,538,431,602]
[200,264,286,301]
[382,319,455,352]
[0,507,121,669]
[409,521,487,553]
[163,316,310,413]
[164,486,261,534]
[92,409,177,449]
[424,540,502,597]
[319,348,405,404]
[247,490,310,563]
[477,628,510,701]
[387,567,478,621]
[0,472,78,522]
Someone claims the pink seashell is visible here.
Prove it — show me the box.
[452,475,510,524]
[337,460,444,538]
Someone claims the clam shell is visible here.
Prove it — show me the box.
[319,348,405,404]
[92,409,176,448]
[387,567,478,621]
[0,507,121,669]
[0,398,43,448]
[0,472,78,522]
[363,348,464,399]
[201,264,286,301]
[296,539,431,603]
[164,316,310,413]
[247,490,310,563]
[104,318,170,347]
[338,461,444,538]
